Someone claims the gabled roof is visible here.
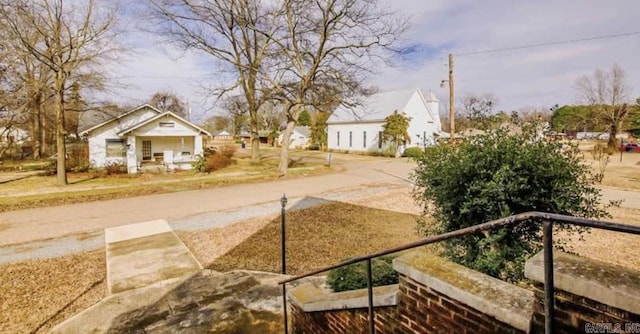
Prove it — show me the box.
[328,88,438,124]
[79,104,161,135]
[117,111,212,137]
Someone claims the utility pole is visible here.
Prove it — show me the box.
[448,53,455,138]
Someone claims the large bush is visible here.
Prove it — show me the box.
[402,147,423,158]
[193,145,236,173]
[411,125,612,282]
[326,256,398,292]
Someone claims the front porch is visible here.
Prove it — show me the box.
[126,136,203,173]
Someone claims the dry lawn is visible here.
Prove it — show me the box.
[579,140,640,190]
[562,206,640,271]
[0,250,106,334]
[207,201,423,275]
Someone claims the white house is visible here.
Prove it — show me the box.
[327,88,441,154]
[278,126,311,149]
[80,104,212,173]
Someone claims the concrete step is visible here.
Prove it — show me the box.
[105,219,202,294]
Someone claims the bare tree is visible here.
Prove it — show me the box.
[146,0,279,163]
[267,0,407,175]
[222,94,250,136]
[150,91,187,117]
[576,64,631,150]
[0,0,118,184]
[460,94,497,130]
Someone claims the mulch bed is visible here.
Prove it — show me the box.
[209,201,424,275]
[0,250,106,334]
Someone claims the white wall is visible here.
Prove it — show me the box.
[327,122,386,152]
[327,90,442,153]
[404,91,440,147]
[87,108,158,167]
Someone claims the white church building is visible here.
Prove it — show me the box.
[326,88,442,154]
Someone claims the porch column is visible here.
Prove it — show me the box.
[126,136,137,174]
[194,135,204,156]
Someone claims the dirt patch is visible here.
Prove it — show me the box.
[0,223,11,232]
[208,201,424,275]
[0,250,106,334]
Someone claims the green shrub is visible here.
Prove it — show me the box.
[411,125,613,283]
[326,256,398,292]
[402,147,423,158]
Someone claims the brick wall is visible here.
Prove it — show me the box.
[530,284,640,334]
[290,303,397,334]
[290,250,640,333]
[395,274,525,334]
[525,251,640,334]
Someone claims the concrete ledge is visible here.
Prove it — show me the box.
[393,251,534,333]
[524,251,640,314]
[288,283,398,312]
[105,219,172,243]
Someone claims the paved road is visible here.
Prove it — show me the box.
[0,156,638,246]
[0,157,413,246]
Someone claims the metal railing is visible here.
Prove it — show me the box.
[278,211,640,334]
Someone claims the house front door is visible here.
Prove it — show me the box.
[142,140,152,161]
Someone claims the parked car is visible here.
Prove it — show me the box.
[620,143,640,152]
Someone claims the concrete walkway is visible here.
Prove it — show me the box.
[105,220,201,294]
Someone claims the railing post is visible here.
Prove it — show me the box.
[280,194,288,334]
[367,258,375,334]
[282,283,289,334]
[281,194,287,274]
[543,220,555,334]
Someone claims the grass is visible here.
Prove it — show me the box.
[209,201,425,275]
[0,151,331,212]
[578,139,640,190]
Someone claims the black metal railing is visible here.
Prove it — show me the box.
[278,211,640,334]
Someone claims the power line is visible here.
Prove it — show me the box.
[456,31,640,56]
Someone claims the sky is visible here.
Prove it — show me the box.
[105,0,640,122]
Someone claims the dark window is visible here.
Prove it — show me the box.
[378,131,383,149]
[349,131,352,147]
[363,131,367,148]
[106,139,126,158]
[337,132,340,146]
[159,121,175,127]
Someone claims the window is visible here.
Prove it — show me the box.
[363,131,367,148]
[337,131,340,146]
[159,121,175,127]
[378,131,383,149]
[106,139,126,157]
[349,131,352,147]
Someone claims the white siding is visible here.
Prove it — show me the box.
[327,122,385,152]
[87,108,158,167]
[86,108,208,171]
[404,91,440,147]
[327,89,441,154]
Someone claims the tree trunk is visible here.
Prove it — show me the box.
[31,101,42,159]
[55,75,67,185]
[249,108,260,163]
[607,124,618,151]
[278,120,296,176]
